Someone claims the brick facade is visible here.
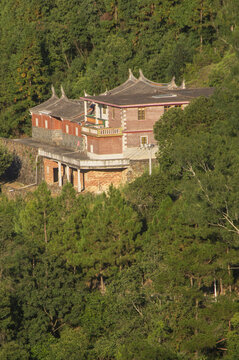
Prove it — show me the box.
[126,131,155,147]
[44,158,84,190]
[87,135,122,155]
[84,169,126,193]
[108,106,122,128]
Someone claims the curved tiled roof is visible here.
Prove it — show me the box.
[30,86,84,121]
[82,88,215,107]
[81,70,214,106]
[102,69,178,97]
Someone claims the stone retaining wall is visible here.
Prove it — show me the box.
[0,138,44,184]
[32,127,83,150]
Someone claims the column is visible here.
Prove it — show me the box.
[77,169,81,192]
[84,101,87,121]
[58,161,62,187]
[66,165,70,182]
[95,104,100,125]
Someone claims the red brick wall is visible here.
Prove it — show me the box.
[125,106,164,131]
[126,131,155,147]
[62,119,81,136]
[72,169,84,189]
[42,114,52,129]
[87,136,122,154]
[43,158,59,184]
[44,158,84,190]
[52,117,62,130]
[108,107,122,127]
[84,169,126,192]
[32,113,63,130]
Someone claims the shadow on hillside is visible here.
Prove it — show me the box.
[1,154,22,183]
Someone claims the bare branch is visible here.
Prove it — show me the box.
[132,301,143,317]
[222,213,239,235]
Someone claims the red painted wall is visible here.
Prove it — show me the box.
[32,113,82,137]
[62,119,81,136]
[32,113,63,130]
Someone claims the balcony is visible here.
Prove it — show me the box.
[81,126,122,137]
[86,114,105,126]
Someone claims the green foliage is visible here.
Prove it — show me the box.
[0,146,13,179]
[0,1,239,358]
[79,187,142,285]
[0,341,29,360]
[0,0,236,135]
[225,313,239,360]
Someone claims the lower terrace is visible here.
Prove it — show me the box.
[11,138,158,192]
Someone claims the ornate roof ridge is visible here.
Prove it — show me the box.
[179,79,186,89]
[103,69,138,95]
[60,85,67,98]
[138,69,173,88]
[168,76,178,90]
[128,68,137,81]
[50,85,58,98]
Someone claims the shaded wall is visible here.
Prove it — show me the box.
[0,138,44,184]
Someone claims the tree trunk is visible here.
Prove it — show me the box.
[220,278,224,295]
[227,247,232,293]
[100,274,106,295]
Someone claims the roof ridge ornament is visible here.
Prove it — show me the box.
[139,68,145,81]
[168,76,177,90]
[139,69,153,84]
[180,79,186,89]
[101,88,108,95]
[51,84,57,97]
[61,85,67,98]
[84,90,91,97]
[129,69,137,81]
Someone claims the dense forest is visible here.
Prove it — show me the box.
[0,0,239,359]
[0,0,238,136]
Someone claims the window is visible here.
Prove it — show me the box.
[102,105,107,115]
[45,120,48,129]
[138,108,145,120]
[112,108,115,120]
[140,136,148,147]
[174,104,182,109]
[35,117,39,126]
[90,144,94,153]
[75,127,78,136]
[66,125,69,134]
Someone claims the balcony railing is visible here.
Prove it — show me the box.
[86,115,106,126]
[82,126,122,137]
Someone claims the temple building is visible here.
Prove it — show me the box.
[80,69,214,158]
[27,70,214,192]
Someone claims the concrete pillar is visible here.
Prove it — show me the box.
[66,165,70,182]
[58,161,62,187]
[77,169,81,192]
[95,104,100,124]
[84,101,87,121]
